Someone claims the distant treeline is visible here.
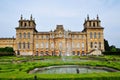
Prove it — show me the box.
[0,47,15,56]
[104,39,120,55]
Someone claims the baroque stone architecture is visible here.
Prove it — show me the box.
[0,15,104,56]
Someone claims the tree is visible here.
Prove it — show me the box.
[110,45,117,52]
[104,39,110,51]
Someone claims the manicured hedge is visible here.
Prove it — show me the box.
[0,47,15,56]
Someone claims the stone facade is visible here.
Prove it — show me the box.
[0,15,104,56]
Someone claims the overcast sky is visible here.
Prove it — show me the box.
[0,0,120,48]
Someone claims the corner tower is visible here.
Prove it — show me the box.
[84,15,104,53]
[15,15,37,55]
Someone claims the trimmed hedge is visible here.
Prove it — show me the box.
[0,47,15,56]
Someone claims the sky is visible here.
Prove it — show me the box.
[0,0,120,48]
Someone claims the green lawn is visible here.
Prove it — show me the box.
[0,55,120,80]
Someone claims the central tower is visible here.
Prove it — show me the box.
[15,15,37,55]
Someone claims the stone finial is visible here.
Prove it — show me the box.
[20,14,23,20]
[87,14,89,20]
[97,14,99,20]
[30,14,33,20]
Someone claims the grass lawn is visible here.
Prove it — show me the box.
[0,55,120,80]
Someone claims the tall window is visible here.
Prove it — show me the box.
[24,22,27,26]
[90,32,92,39]
[28,32,30,38]
[94,42,97,48]
[98,32,100,39]
[18,42,21,49]
[27,42,30,49]
[93,22,95,27]
[46,42,48,48]
[51,42,54,48]
[24,33,26,38]
[77,43,80,49]
[90,42,93,48]
[99,42,101,49]
[19,33,22,38]
[82,35,84,39]
[23,42,25,49]
[94,32,96,38]
[82,42,84,50]
[72,42,74,48]
[36,43,39,49]
[59,42,62,50]
[41,42,44,48]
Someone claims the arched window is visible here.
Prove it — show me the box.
[23,42,25,49]
[18,42,21,49]
[90,32,92,39]
[27,42,30,49]
[28,32,30,38]
[94,32,96,38]
[19,33,22,38]
[98,32,100,39]
[90,42,93,48]
[24,33,26,38]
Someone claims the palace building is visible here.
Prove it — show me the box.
[0,15,104,56]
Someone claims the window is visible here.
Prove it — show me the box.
[90,32,92,39]
[77,51,80,55]
[94,42,97,48]
[23,42,25,49]
[19,33,22,38]
[93,22,95,27]
[77,43,80,49]
[99,42,101,49]
[24,33,26,38]
[41,35,43,39]
[72,51,75,55]
[98,32,100,39]
[46,35,49,39]
[27,42,30,49]
[82,42,84,50]
[90,42,93,48]
[51,42,54,48]
[89,22,91,26]
[18,42,21,49]
[41,42,44,48]
[24,22,27,26]
[72,35,74,39]
[46,42,48,48]
[36,43,39,48]
[72,42,74,48]
[28,32,30,38]
[82,35,84,39]
[59,42,62,50]
[94,32,96,38]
